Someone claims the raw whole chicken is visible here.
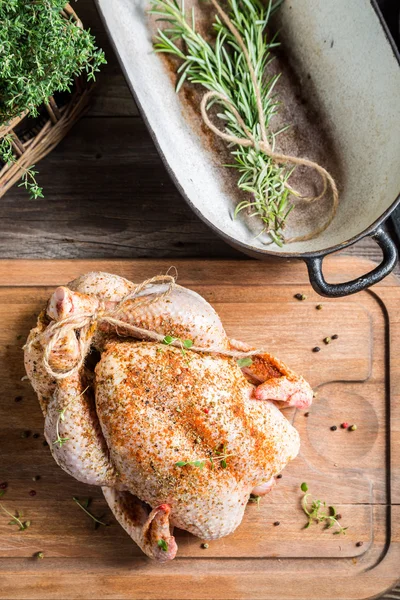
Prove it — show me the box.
[24,271,312,562]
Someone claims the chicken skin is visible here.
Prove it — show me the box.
[96,341,300,540]
[24,271,312,561]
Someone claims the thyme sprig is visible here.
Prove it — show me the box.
[175,444,235,470]
[53,386,89,448]
[248,494,262,507]
[301,489,348,535]
[0,0,106,198]
[53,406,70,448]
[0,136,43,200]
[0,504,31,531]
[163,335,193,353]
[150,0,294,245]
[237,357,253,368]
[0,0,106,123]
[157,538,168,551]
[72,497,109,530]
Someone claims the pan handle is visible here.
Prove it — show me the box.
[305,226,398,298]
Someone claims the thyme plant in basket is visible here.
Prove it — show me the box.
[150,0,338,246]
[0,0,106,198]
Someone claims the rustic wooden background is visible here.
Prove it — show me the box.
[0,0,398,282]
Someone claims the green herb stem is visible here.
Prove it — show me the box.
[301,492,348,535]
[72,497,108,528]
[0,503,30,531]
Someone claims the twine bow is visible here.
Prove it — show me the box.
[199,0,339,243]
[33,273,261,380]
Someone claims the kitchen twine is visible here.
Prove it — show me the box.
[200,0,339,243]
[30,273,261,380]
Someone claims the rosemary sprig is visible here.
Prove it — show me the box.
[301,489,348,535]
[0,504,31,531]
[150,0,294,245]
[72,497,109,529]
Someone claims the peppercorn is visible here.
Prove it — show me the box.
[304,412,310,417]
[356,541,363,547]
[330,425,337,431]
[312,347,321,353]
[0,482,7,490]
[203,408,209,414]
[21,430,30,438]
[201,543,209,549]
[349,424,357,431]
[294,293,303,300]
[33,433,40,439]
[336,514,342,520]
[14,396,23,402]
[316,304,323,310]
[274,521,280,526]
[42,440,48,447]
[332,334,339,340]
[29,490,37,497]
[323,337,331,345]
[341,422,349,429]
[276,474,282,479]
[32,476,40,482]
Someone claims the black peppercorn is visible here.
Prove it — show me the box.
[274,521,280,526]
[312,347,321,353]
[330,425,337,431]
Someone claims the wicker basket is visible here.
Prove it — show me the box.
[0,4,94,199]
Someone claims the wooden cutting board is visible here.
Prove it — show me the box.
[0,257,399,600]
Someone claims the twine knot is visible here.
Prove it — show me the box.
[27,271,262,380]
[199,0,339,244]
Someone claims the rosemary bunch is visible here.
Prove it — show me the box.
[150,0,294,245]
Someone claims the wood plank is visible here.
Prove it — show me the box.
[0,256,396,287]
[0,118,243,259]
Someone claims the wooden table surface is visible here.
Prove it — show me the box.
[0,0,399,283]
[0,1,399,599]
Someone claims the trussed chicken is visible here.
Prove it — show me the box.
[24,271,312,561]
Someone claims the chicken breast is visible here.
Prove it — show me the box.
[95,341,300,539]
